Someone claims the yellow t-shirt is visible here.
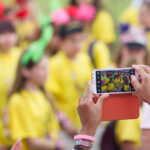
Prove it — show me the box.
[123,84,130,91]
[0,48,21,146]
[101,85,108,93]
[146,31,150,51]
[120,7,150,51]
[115,117,141,148]
[16,19,37,49]
[101,76,106,81]
[83,39,111,69]
[105,77,110,85]
[108,83,116,92]
[92,10,116,44]
[120,7,139,26]
[8,90,60,150]
[45,51,93,129]
[114,78,122,89]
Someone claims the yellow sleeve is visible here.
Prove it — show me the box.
[120,7,139,26]
[92,10,116,43]
[115,119,141,147]
[8,95,38,140]
[93,41,111,69]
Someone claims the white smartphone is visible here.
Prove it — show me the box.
[92,68,140,95]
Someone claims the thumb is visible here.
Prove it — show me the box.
[131,75,141,92]
[96,94,109,108]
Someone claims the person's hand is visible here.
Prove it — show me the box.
[141,129,150,150]
[0,145,9,150]
[11,138,22,150]
[131,65,150,104]
[77,81,109,136]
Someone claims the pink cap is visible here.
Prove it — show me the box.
[75,4,96,23]
[144,0,150,4]
[51,8,70,25]
[120,26,147,47]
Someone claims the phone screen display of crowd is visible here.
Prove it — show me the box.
[96,69,135,94]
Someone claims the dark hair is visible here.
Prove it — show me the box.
[113,45,150,67]
[142,1,150,10]
[9,50,38,97]
[70,0,103,12]
[59,21,83,39]
[9,50,57,111]
[0,21,16,34]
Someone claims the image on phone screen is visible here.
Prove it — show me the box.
[96,69,135,94]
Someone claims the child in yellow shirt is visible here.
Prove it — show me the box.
[105,73,111,85]
[120,1,150,51]
[15,0,38,49]
[69,0,116,45]
[101,72,106,81]
[108,78,116,92]
[114,74,123,92]
[115,116,141,149]
[101,80,108,93]
[70,0,116,46]
[46,21,93,130]
[122,76,130,92]
[7,46,66,150]
[68,0,112,69]
[0,21,21,149]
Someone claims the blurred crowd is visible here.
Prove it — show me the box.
[0,0,150,150]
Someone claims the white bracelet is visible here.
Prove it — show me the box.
[74,139,93,148]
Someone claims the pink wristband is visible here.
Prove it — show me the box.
[74,135,95,143]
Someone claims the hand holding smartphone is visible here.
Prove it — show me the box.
[92,68,140,95]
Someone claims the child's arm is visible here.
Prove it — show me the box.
[121,141,140,150]
[26,138,64,150]
[57,111,78,137]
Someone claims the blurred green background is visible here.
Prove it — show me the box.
[3,0,132,56]
[4,0,131,22]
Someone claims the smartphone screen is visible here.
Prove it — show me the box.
[96,69,135,94]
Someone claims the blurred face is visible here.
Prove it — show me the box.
[24,56,49,86]
[110,79,114,83]
[0,32,18,51]
[76,0,94,5]
[62,32,84,58]
[50,34,61,51]
[139,4,150,28]
[20,0,36,15]
[121,46,146,65]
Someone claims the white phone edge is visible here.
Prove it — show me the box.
[92,67,140,95]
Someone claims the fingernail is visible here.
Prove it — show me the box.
[88,80,91,84]
[130,75,134,79]
[132,65,136,67]
[78,99,81,104]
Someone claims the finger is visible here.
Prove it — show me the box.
[139,65,150,74]
[79,92,86,104]
[96,94,109,107]
[11,138,22,150]
[92,94,99,99]
[130,75,141,92]
[86,80,93,101]
[132,65,147,78]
